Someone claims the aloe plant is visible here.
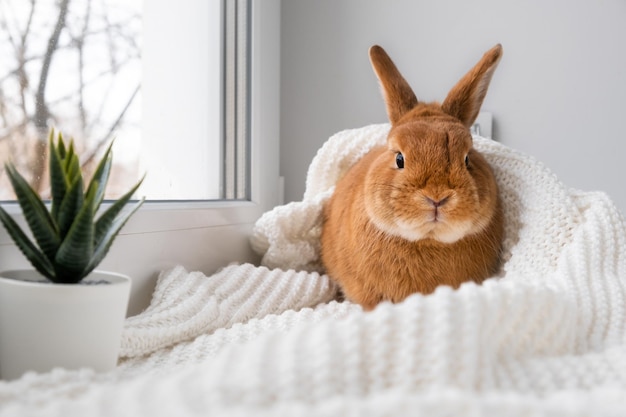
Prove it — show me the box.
[0,130,144,284]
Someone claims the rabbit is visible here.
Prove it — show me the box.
[320,44,505,310]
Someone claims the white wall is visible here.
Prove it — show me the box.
[280,0,626,213]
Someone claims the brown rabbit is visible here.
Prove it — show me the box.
[320,44,504,310]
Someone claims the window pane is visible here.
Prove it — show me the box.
[0,0,247,201]
[0,0,142,199]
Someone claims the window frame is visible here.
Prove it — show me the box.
[0,0,281,316]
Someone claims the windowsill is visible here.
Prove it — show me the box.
[0,199,266,316]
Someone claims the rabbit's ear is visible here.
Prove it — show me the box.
[442,44,503,128]
[369,45,418,125]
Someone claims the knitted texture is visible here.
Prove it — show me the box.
[119,263,339,358]
[1,124,625,416]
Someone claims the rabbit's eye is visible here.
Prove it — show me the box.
[395,152,404,169]
[464,154,470,168]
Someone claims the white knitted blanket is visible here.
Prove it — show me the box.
[2,124,626,416]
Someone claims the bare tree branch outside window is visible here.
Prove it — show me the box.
[0,0,142,200]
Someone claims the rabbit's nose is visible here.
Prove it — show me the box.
[426,196,449,208]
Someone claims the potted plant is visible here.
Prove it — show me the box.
[0,129,144,380]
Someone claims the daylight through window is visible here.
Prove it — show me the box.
[0,0,247,201]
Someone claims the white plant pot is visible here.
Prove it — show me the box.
[0,269,131,380]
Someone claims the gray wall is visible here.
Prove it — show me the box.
[280,0,626,213]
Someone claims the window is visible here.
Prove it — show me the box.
[0,0,281,315]
[0,0,254,201]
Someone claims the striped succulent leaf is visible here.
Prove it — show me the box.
[0,129,144,283]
